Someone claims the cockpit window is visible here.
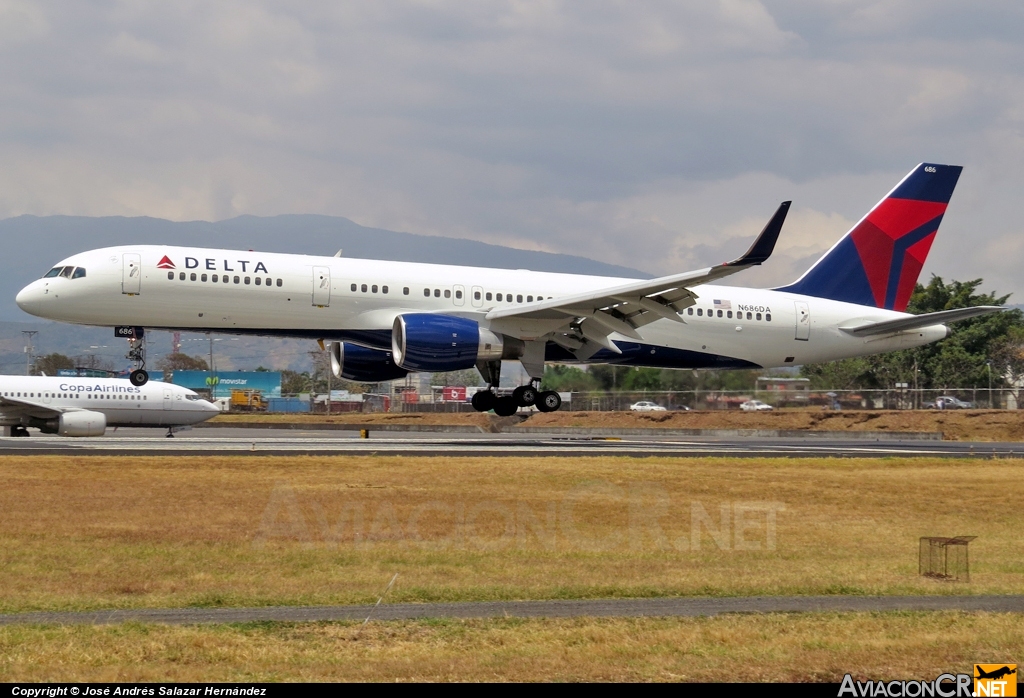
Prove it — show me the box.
[72,267,86,279]
[43,267,63,278]
[58,266,74,278]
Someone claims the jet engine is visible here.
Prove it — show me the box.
[35,410,107,437]
[391,314,523,372]
[330,342,409,382]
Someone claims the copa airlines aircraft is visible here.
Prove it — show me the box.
[0,376,219,437]
[15,163,998,416]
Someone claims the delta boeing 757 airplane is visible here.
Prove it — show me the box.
[15,163,999,416]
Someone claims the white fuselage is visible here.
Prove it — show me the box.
[0,375,220,430]
[15,245,948,370]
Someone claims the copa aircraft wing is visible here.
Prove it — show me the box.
[839,306,1003,337]
[485,201,790,357]
[0,394,68,418]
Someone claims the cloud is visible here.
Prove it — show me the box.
[0,1,1022,297]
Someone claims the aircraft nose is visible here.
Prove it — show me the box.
[15,281,45,316]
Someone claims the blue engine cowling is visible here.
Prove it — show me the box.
[392,314,507,372]
[330,342,409,382]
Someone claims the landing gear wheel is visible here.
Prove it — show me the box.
[493,396,519,417]
[471,390,496,412]
[536,390,562,413]
[12,425,30,437]
[129,369,149,387]
[512,385,538,407]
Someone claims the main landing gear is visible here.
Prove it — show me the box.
[470,361,562,415]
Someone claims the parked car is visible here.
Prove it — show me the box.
[740,399,773,412]
[924,396,973,410]
[630,401,667,412]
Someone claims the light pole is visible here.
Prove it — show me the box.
[22,330,37,375]
[987,361,993,409]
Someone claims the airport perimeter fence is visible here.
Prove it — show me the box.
[551,388,1022,412]
[293,387,1024,413]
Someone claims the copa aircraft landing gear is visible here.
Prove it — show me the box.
[117,326,149,386]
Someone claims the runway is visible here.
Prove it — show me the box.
[1,595,1021,626]
[2,427,1022,457]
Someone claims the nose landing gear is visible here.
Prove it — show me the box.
[118,326,149,386]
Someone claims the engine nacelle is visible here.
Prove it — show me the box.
[392,314,520,372]
[38,410,107,437]
[330,342,409,382]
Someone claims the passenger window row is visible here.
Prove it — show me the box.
[477,291,547,303]
[422,288,462,299]
[351,283,390,294]
[687,307,772,322]
[170,271,283,287]
[2,391,146,400]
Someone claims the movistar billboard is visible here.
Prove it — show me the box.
[171,371,282,398]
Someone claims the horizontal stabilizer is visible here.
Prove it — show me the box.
[840,306,1002,337]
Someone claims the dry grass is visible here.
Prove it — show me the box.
[210,411,492,426]
[1,612,1022,682]
[523,409,1024,441]
[211,409,1024,441]
[1,455,1022,614]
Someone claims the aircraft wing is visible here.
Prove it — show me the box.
[840,306,1003,337]
[484,201,790,354]
[0,394,65,417]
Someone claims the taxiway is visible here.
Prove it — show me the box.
[2,428,1021,458]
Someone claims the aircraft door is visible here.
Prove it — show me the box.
[453,284,466,307]
[122,253,142,295]
[312,267,331,307]
[471,286,483,308]
[163,388,172,410]
[794,301,810,341]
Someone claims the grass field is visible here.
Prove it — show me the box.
[1,613,1022,681]
[1,455,1022,614]
[209,408,1024,441]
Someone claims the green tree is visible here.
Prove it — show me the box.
[156,353,209,372]
[281,369,311,395]
[990,325,1024,406]
[541,364,599,392]
[620,367,664,391]
[33,353,75,376]
[802,276,1024,390]
[430,369,482,387]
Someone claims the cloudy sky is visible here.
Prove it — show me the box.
[2,1,1023,295]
